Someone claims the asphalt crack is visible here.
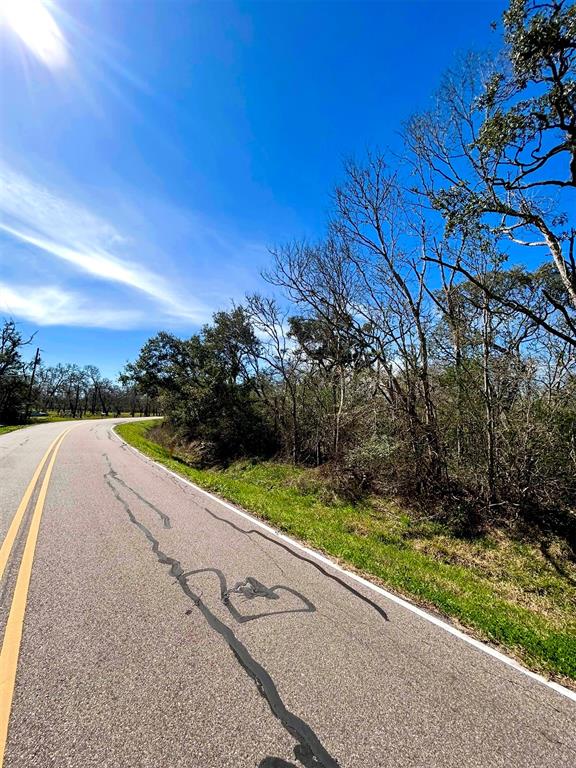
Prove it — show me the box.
[179,569,316,624]
[202,506,388,624]
[103,454,171,528]
[103,461,339,768]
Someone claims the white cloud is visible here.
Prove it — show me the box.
[0,281,143,328]
[0,163,211,326]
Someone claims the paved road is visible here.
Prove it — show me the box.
[0,419,574,767]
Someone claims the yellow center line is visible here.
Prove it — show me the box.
[0,427,72,766]
[0,428,73,584]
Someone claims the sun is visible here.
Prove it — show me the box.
[0,0,69,69]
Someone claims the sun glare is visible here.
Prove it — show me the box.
[0,0,69,69]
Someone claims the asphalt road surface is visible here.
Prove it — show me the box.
[1,419,575,768]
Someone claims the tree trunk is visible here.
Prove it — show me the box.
[482,297,497,514]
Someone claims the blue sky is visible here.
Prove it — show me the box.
[0,0,506,377]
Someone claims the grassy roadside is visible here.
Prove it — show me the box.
[0,424,28,436]
[116,419,576,685]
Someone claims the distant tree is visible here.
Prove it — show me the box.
[0,320,34,424]
[127,311,275,462]
[121,331,186,416]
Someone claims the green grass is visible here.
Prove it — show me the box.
[0,424,29,436]
[116,419,576,684]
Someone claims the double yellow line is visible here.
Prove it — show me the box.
[0,427,73,766]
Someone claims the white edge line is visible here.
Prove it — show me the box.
[111,424,576,704]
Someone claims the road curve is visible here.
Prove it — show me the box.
[0,419,574,767]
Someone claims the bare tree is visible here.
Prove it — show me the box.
[406,2,576,343]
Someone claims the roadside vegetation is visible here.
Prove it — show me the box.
[117,419,576,684]
[0,424,27,436]
[116,1,576,683]
[0,319,156,428]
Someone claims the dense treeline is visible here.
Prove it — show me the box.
[0,320,155,422]
[125,1,576,541]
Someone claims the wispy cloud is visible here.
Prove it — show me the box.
[0,163,211,327]
[0,281,142,328]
